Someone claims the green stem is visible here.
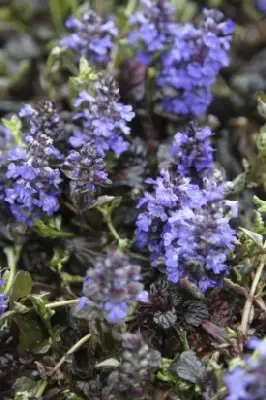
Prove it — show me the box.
[3,245,22,295]
[105,214,120,242]
[97,207,120,242]
[210,387,227,400]
[51,333,91,373]
[0,309,16,321]
[241,252,266,335]
[128,252,149,262]
[125,0,137,17]
[96,0,102,16]
[46,299,78,309]
[43,317,60,354]
[36,380,48,398]
[225,277,266,311]
[97,208,130,250]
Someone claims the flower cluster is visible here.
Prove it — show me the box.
[102,332,161,400]
[80,251,148,323]
[135,168,237,292]
[128,0,179,65]
[224,337,266,400]
[62,142,110,205]
[170,123,214,181]
[60,8,118,65]
[4,100,62,225]
[135,168,205,256]
[70,74,135,157]
[157,9,234,116]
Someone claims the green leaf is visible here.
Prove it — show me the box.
[30,295,55,321]
[258,94,266,119]
[61,392,85,400]
[30,295,59,352]
[157,358,178,383]
[228,356,245,372]
[95,358,120,368]
[170,350,207,384]
[60,272,84,284]
[13,301,30,314]
[90,195,117,209]
[226,173,246,196]
[13,377,43,399]
[69,57,97,97]
[15,314,44,351]
[34,217,73,239]
[46,45,63,71]
[32,340,51,355]
[239,228,264,249]
[96,196,122,216]
[79,57,97,81]
[9,271,32,305]
[2,115,22,145]
[50,247,70,273]
[253,196,266,213]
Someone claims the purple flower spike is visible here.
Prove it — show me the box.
[5,100,63,225]
[60,8,118,65]
[62,141,110,205]
[103,332,161,399]
[80,251,148,324]
[157,9,234,117]
[70,74,135,157]
[170,123,214,182]
[135,167,237,292]
[128,0,179,65]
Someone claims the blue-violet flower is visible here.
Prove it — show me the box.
[103,332,161,400]
[70,74,135,157]
[62,141,110,205]
[157,8,235,117]
[5,100,62,225]
[170,123,214,182]
[128,0,179,65]
[60,8,118,65]
[135,168,237,292]
[80,251,148,323]
[224,336,266,400]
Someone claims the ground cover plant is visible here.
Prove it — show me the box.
[2,0,266,399]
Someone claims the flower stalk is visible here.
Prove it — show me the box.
[241,250,266,335]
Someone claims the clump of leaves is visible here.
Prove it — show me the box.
[134,278,208,358]
[247,96,266,190]
[235,195,266,276]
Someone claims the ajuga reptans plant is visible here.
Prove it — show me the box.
[129,1,234,117]
[70,74,135,157]
[80,251,148,323]
[102,332,161,399]
[4,101,63,226]
[61,8,118,65]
